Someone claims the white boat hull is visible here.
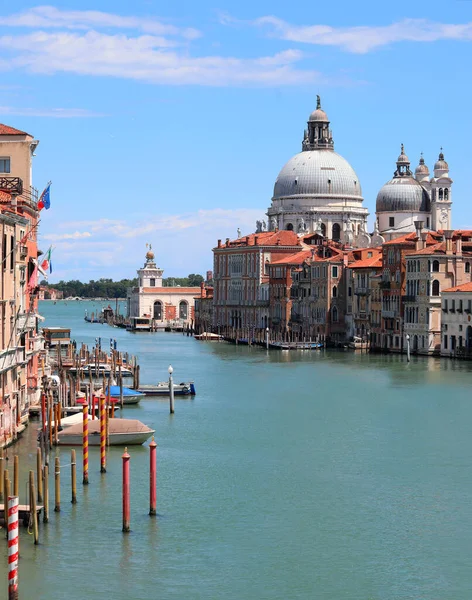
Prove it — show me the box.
[58,430,154,446]
[111,395,141,405]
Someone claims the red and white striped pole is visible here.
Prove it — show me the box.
[149,437,157,516]
[122,448,130,532]
[99,393,106,473]
[82,404,89,485]
[7,495,19,600]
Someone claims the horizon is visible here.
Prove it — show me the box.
[2,1,472,281]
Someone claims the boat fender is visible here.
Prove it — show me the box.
[182,386,189,394]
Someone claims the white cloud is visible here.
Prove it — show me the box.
[250,16,472,54]
[42,231,92,240]
[44,208,265,280]
[0,106,102,118]
[0,30,313,86]
[3,5,201,40]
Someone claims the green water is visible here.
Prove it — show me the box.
[1,300,471,599]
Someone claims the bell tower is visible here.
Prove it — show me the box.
[430,149,452,230]
[137,245,163,288]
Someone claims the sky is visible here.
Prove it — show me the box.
[1,0,472,282]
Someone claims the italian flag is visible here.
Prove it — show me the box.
[41,246,53,274]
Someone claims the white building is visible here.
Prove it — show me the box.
[266,96,370,246]
[440,282,472,357]
[127,247,200,330]
[376,147,452,240]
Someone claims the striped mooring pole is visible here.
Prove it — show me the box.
[7,495,19,600]
[122,448,130,533]
[149,437,157,516]
[99,394,106,473]
[82,404,89,485]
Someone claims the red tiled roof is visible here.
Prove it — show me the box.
[0,190,11,203]
[0,124,29,136]
[382,231,442,246]
[349,256,383,268]
[217,230,300,249]
[443,282,472,293]
[270,250,313,265]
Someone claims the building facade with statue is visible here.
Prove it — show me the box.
[126,247,200,330]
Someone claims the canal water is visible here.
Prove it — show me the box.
[1,300,471,599]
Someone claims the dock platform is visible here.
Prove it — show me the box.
[0,504,43,526]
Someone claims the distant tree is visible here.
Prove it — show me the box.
[187,273,204,287]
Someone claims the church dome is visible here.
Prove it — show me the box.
[415,155,429,176]
[273,150,363,200]
[376,177,430,212]
[434,151,449,172]
[309,108,328,122]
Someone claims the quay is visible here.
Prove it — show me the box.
[0,504,43,527]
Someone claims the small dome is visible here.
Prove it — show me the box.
[376,177,430,213]
[309,108,328,122]
[397,143,410,165]
[434,151,449,172]
[415,155,429,176]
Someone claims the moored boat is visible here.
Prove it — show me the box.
[106,385,145,405]
[194,332,223,341]
[136,381,196,396]
[68,363,133,377]
[57,418,154,446]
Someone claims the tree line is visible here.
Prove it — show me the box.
[42,273,205,298]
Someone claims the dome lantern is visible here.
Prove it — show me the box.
[434,148,449,177]
[304,95,334,151]
[415,153,430,182]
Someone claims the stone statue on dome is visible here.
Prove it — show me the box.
[261,220,267,231]
[371,219,385,247]
[269,216,278,231]
[255,220,262,233]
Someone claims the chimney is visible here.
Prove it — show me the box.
[217,239,222,248]
[225,238,230,247]
[456,233,462,256]
[414,220,424,250]
[254,235,259,246]
[444,230,453,255]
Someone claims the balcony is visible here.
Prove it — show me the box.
[0,347,26,372]
[19,245,28,259]
[17,313,37,331]
[381,310,397,318]
[402,295,416,303]
[354,286,370,295]
[256,299,269,306]
[379,281,391,289]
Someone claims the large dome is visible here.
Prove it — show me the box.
[376,177,430,212]
[273,150,363,200]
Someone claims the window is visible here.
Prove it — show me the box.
[10,235,14,270]
[444,335,448,349]
[432,280,440,296]
[389,217,395,228]
[426,217,430,228]
[332,223,341,242]
[0,158,10,173]
[286,223,294,231]
[149,278,156,287]
[466,263,471,274]
[179,300,188,320]
[432,260,439,272]
[332,306,338,322]
[332,286,337,298]
[332,266,338,278]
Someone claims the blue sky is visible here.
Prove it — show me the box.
[1,1,472,281]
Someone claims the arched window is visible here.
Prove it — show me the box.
[439,188,443,200]
[332,223,341,242]
[432,280,440,296]
[320,223,326,237]
[332,285,337,298]
[332,306,338,322]
[286,223,294,231]
[444,188,449,200]
[153,300,162,320]
[179,300,188,320]
[466,262,471,274]
[432,260,439,272]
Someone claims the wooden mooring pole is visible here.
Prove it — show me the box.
[54,457,60,512]
[29,471,39,545]
[149,437,157,516]
[36,447,43,503]
[71,450,77,504]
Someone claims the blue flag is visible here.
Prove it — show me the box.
[38,183,51,210]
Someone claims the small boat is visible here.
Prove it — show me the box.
[106,385,145,405]
[57,418,155,446]
[137,381,196,396]
[269,341,324,350]
[68,363,133,377]
[194,332,223,341]
[49,412,89,429]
